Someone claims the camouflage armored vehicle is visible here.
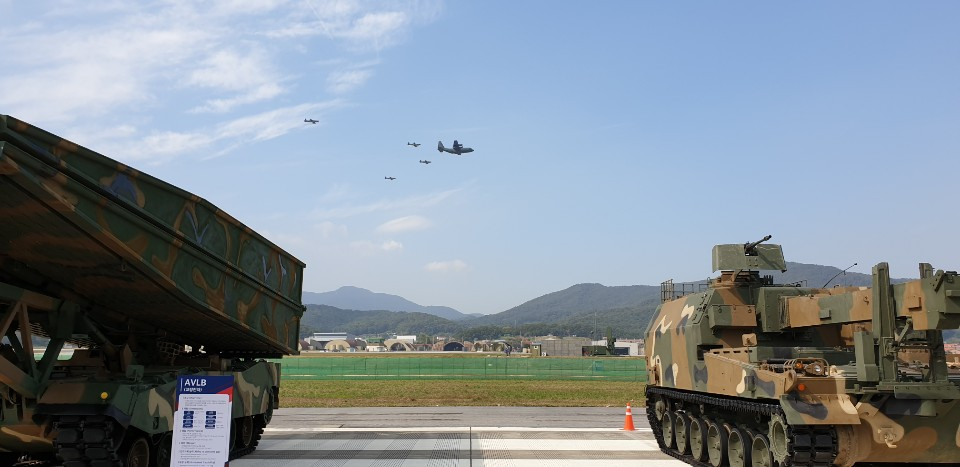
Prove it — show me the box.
[644,236,960,466]
[0,115,305,466]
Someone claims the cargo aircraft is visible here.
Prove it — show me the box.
[304,118,318,124]
[438,140,473,155]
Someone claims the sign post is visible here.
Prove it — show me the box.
[171,375,234,467]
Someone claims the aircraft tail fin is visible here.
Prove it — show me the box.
[437,141,444,152]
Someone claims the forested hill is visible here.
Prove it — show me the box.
[302,286,469,320]
[300,305,462,337]
[300,262,916,340]
[299,303,655,341]
[466,283,662,327]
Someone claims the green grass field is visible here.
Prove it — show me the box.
[278,354,646,381]
[277,353,648,407]
[280,379,648,407]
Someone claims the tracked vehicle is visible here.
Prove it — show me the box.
[644,236,960,466]
[0,115,304,466]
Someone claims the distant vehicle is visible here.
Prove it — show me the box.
[419,160,432,164]
[407,142,421,147]
[438,140,474,155]
[385,176,396,180]
[304,118,318,124]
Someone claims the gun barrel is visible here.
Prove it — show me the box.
[744,235,773,253]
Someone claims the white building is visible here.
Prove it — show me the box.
[590,339,642,356]
[308,332,351,350]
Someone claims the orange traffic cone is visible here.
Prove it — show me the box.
[622,402,635,431]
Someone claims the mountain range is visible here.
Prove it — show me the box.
[300,261,909,340]
[303,287,481,321]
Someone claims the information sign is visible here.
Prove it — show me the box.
[171,375,234,467]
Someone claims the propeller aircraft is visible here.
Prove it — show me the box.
[438,140,473,155]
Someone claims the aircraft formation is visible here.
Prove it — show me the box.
[386,139,476,181]
[303,118,475,182]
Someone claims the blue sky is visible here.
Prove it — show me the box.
[2,2,959,315]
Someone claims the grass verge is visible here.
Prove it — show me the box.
[280,379,647,407]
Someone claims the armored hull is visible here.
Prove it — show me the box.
[0,115,304,355]
[644,238,960,466]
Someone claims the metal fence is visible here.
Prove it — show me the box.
[275,356,647,381]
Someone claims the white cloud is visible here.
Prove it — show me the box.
[0,1,436,162]
[141,131,214,157]
[301,1,433,51]
[0,27,203,123]
[350,239,404,255]
[381,240,403,251]
[315,221,349,239]
[208,0,290,17]
[425,260,468,273]
[88,101,343,163]
[327,68,373,94]
[316,184,354,204]
[377,216,432,234]
[339,11,409,49]
[310,187,461,220]
[185,48,286,113]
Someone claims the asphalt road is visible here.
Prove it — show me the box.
[231,407,685,467]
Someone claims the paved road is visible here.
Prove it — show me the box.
[232,407,685,467]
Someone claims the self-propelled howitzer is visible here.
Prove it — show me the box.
[644,237,960,466]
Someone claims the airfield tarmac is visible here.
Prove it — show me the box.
[233,407,684,466]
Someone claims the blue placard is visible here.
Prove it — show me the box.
[177,375,235,397]
[172,375,234,466]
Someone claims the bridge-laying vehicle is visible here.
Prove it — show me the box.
[644,236,960,466]
[0,115,305,466]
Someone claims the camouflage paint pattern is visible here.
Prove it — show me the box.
[645,240,960,465]
[35,357,279,436]
[0,115,304,355]
[0,115,300,459]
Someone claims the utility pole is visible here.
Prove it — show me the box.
[593,311,598,342]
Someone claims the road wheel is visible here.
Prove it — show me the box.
[654,398,667,422]
[688,416,708,462]
[727,426,751,467]
[661,411,676,449]
[751,432,774,467]
[706,419,727,467]
[675,413,690,454]
[155,432,172,467]
[259,389,275,426]
[120,435,151,467]
[229,418,238,451]
[238,416,254,448]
